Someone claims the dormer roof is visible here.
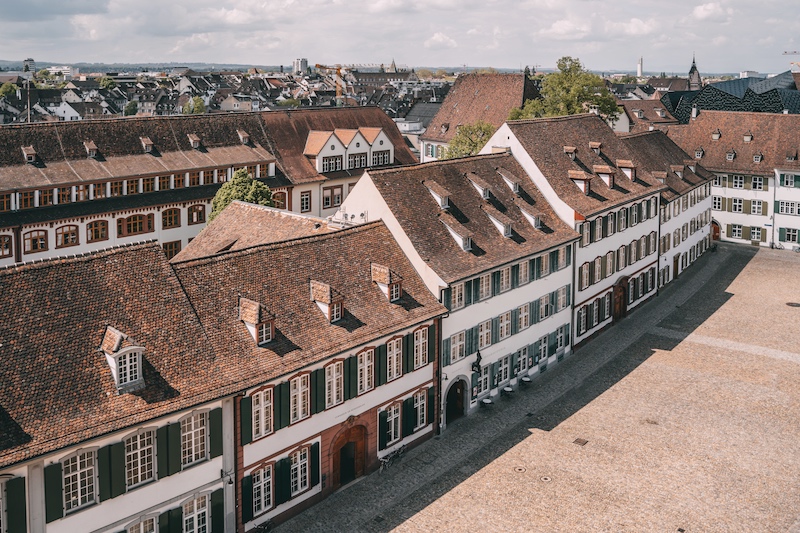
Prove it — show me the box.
[140,136,153,153]
[310,279,343,304]
[371,263,402,285]
[187,133,201,148]
[466,172,492,199]
[496,166,523,193]
[239,297,275,324]
[100,325,127,354]
[237,129,250,144]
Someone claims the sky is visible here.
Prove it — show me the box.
[1,0,799,75]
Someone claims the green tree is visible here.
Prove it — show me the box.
[124,100,138,116]
[209,168,273,222]
[434,69,449,78]
[97,76,117,90]
[0,82,19,98]
[277,98,301,107]
[509,56,618,122]
[416,68,433,79]
[473,67,498,75]
[182,96,205,114]
[36,69,51,80]
[441,121,496,160]
[615,75,638,84]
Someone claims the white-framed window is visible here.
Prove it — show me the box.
[577,306,587,335]
[673,228,681,245]
[499,266,511,292]
[631,204,639,225]
[451,283,465,309]
[593,219,603,242]
[618,209,627,231]
[540,252,550,275]
[556,326,565,350]
[476,365,490,395]
[498,355,510,383]
[330,301,342,322]
[386,404,401,445]
[538,335,548,360]
[387,338,402,380]
[450,331,466,362]
[290,374,310,423]
[638,237,647,259]
[518,261,530,284]
[606,213,616,237]
[752,176,763,190]
[290,447,309,496]
[539,295,552,320]
[478,320,491,349]
[181,411,208,467]
[413,390,427,430]
[618,245,627,269]
[781,174,795,187]
[593,256,602,283]
[357,349,374,394]
[252,465,273,515]
[785,228,799,242]
[125,429,155,488]
[63,449,97,512]
[732,175,744,188]
[751,201,762,215]
[592,299,600,325]
[731,224,742,239]
[413,328,428,369]
[605,293,612,319]
[557,286,568,311]
[605,251,615,278]
[517,304,530,330]
[389,282,402,302]
[673,201,680,216]
[127,517,156,533]
[779,201,797,215]
[258,322,273,345]
[518,346,529,373]
[117,349,142,388]
[498,311,511,340]
[300,191,311,213]
[712,175,722,187]
[712,196,722,210]
[732,198,743,213]
[252,388,273,438]
[478,273,491,300]
[751,227,762,241]
[580,263,590,289]
[581,222,590,246]
[326,361,344,407]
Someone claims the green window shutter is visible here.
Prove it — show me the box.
[442,336,451,366]
[310,442,320,487]
[529,258,536,280]
[471,372,479,400]
[779,227,787,241]
[280,382,291,428]
[472,280,480,303]
[566,285,571,307]
[309,370,319,414]
[168,422,181,475]
[442,287,452,310]
[159,510,171,533]
[6,476,27,533]
[376,344,388,386]
[565,324,571,347]
[316,368,326,412]
[110,442,125,498]
[157,425,170,479]
[44,462,63,523]
[464,280,473,306]
[566,246,572,267]
[347,356,358,399]
[240,396,253,446]
[241,475,254,523]
[533,341,540,363]
[378,410,388,450]
[511,352,519,376]
[531,301,539,324]
[588,261,595,285]
[98,444,112,502]
[535,256,542,278]
[427,387,435,425]
[402,333,413,374]
[343,357,353,401]
[775,200,780,213]
[726,224,732,238]
[511,264,519,288]
[548,332,557,356]
[602,215,609,238]
[491,271,500,295]
[170,507,183,533]
[588,220,595,243]
[209,408,223,459]
[402,397,415,437]
[743,226,751,241]
[428,325,436,364]
[274,458,291,505]
[471,327,479,354]
[465,327,473,356]
[550,250,558,272]
[490,317,499,344]
[210,488,224,533]
[511,308,519,335]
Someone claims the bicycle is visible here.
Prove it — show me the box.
[379,444,406,472]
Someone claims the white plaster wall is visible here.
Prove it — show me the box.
[660,193,713,281]
[710,174,775,246]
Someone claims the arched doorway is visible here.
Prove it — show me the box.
[711,221,721,241]
[613,277,629,321]
[445,379,465,425]
[330,425,366,490]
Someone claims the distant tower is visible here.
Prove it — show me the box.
[637,57,643,78]
[688,54,702,90]
[23,58,35,73]
[292,58,308,76]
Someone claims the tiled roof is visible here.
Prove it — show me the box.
[618,99,679,133]
[303,131,332,156]
[620,130,714,202]
[364,153,579,283]
[259,107,418,185]
[172,221,444,381]
[665,110,800,174]
[505,114,667,217]
[646,77,690,92]
[420,74,538,143]
[0,243,233,468]
[171,201,334,262]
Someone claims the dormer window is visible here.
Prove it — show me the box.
[441,123,449,134]
[330,301,343,322]
[187,134,201,149]
[440,214,473,251]
[569,170,592,195]
[258,321,274,344]
[100,326,145,393]
[590,141,602,155]
[753,153,763,163]
[84,141,98,159]
[670,165,684,179]
[655,108,666,118]
[239,297,276,346]
[593,165,615,188]
[389,282,402,302]
[633,109,644,119]
[424,180,450,209]
[564,146,577,160]
[22,146,36,164]
[310,280,344,323]
[743,131,753,143]
[695,148,704,159]
[140,137,153,153]
[787,151,798,162]
[371,263,403,302]
[517,201,542,230]
[726,149,736,161]
[237,129,250,145]
[496,168,522,194]
[466,173,491,200]
[616,160,636,180]
[711,129,721,140]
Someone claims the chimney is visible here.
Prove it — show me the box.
[691,105,698,119]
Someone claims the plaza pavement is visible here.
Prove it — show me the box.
[276,242,800,532]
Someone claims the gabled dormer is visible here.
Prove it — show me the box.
[593,165,615,188]
[653,171,667,185]
[21,145,36,164]
[589,141,602,155]
[711,129,721,141]
[440,212,473,251]
[743,130,753,143]
[239,297,275,346]
[632,109,644,119]
[616,160,636,181]
[237,129,250,145]
[481,204,513,238]
[684,160,697,173]
[564,146,577,160]
[466,172,491,200]
[670,165,685,179]
[694,147,704,159]
[569,170,592,195]
[140,136,154,153]
[753,152,763,163]
[84,140,98,159]
[654,108,666,118]
[496,167,522,194]
[187,133,201,149]
[515,198,542,230]
[786,150,797,162]
[100,326,145,393]
[726,149,736,161]
[371,263,403,302]
[423,180,451,209]
[310,280,344,323]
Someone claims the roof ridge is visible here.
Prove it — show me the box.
[368,152,511,176]
[509,113,599,125]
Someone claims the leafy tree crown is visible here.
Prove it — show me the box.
[209,168,273,221]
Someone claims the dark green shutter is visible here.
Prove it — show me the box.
[44,462,63,523]
[241,475,254,523]
[535,256,542,278]
[471,327,479,354]
[428,325,436,364]
[511,308,519,335]
[471,372,479,400]
[511,352,519,376]
[209,408,223,459]
[531,301,538,324]
[98,444,112,501]
[309,370,319,414]
[402,397,415,437]
[159,507,182,533]
[110,442,125,498]
[402,333,413,374]
[565,324,571,347]
[533,340,541,363]
[566,285,571,308]
[472,280,480,303]
[511,264,519,288]
[465,327,474,355]
[775,200,780,214]
[588,220,595,243]
[310,442,320,487]
[312,368,326,414]
[157,425,170,478]
[343,358,353,401]
[566,245,572,266]
[442,287,452,310]
[273,385,284,430]
[168,422,181,475]
[550,250,558,272]
[491,317,499,344]
[427,387,435,424]
[528,344,536,367]
[347,356,358,399]
[6,476,27,533]
[280,382,290,428]
[275,458,291,505]
[779,227,786,241]
[376,344,388,386]
[442,336,451,366]
[159,510,171,533]
[491,271,500,295]
[378,410,388,450]
[464,280,473,306]
[548,332,557,356]
[240,396,253,445]
[529,258,536,280]
[211,488,224,533]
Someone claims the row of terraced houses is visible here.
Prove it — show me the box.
[5,104,797,533]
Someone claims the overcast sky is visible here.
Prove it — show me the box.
[2,0,798,74]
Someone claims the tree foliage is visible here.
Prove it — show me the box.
[277,98,301,107]
[509,56,618,121]
[209,168,273,222]
[182,96,205,114]
[97,76,117,90]
[0,82,19,98]
[416,68,433,80]
[442,121,496,160]
[124,100,138,116]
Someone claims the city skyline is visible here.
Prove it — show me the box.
[1,0,798,75]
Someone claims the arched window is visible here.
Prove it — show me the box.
[0,235,11,258]
[56,225,79,248]
[86,220,108,242]
[272,192,287,210]
[117,214,154,237]
[23,230,47,253]
[162,208,181,229]
[188,205,206,225]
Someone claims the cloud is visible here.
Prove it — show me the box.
[0,0,109,21]
[690,2,732,22]
[424,32,457,49]
[538,18,592,40]
[604,18,659,37]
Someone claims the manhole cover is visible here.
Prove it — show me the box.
[514,466,526,473]
[787,302,800,307]
[540,476,552,482]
